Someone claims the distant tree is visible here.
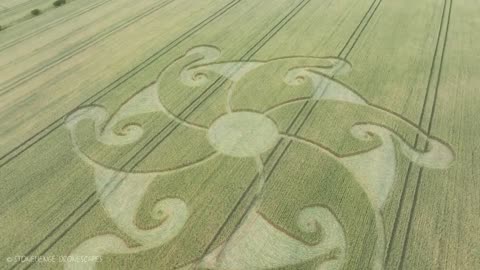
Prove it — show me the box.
[30,9,41,16]
[53,0,66,7]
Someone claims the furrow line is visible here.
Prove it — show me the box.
[6,0,245,266]
[383,0,452,267]
[195,0,385,265]
[0,0,240,167]
[124,0,313,171]
[396,0,452,268]
[20,0,312,267]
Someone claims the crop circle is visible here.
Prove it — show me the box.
[208,112,279,157]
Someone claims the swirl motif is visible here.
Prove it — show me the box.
[65,46,454,269]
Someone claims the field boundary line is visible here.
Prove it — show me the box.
[0,0,113,52]
[0,0,137,71]
[0,0,177,95]
[0,0,38,16]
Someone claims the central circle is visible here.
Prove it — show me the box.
[208,112,279,157]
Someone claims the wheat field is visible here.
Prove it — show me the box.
[0,0,479,269]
